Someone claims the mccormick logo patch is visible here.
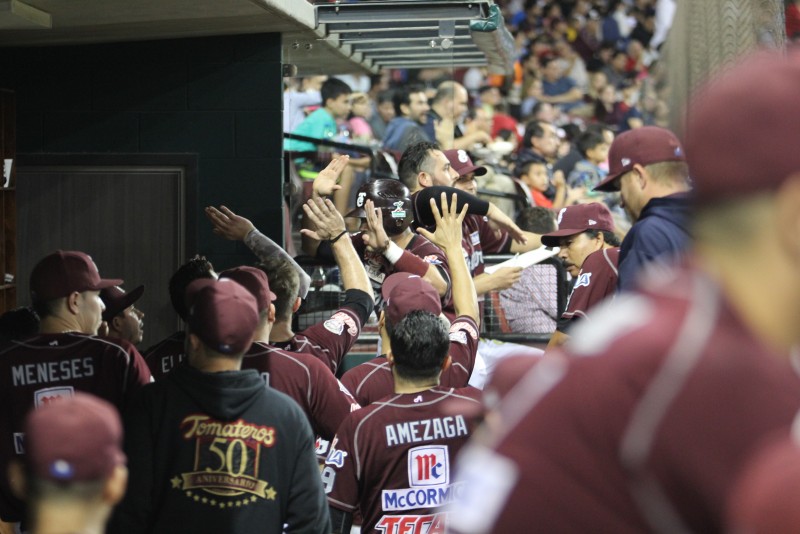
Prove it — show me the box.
[34,386,74,408]
[408,445,449,487]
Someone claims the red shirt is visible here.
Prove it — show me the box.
[325,387,482,533]
[449,265,800,534]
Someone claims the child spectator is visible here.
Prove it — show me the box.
[516,160,583,210]
[567,129,609,190]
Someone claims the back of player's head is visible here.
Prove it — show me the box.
[256,257,300,322]
[516,206,557,234]
[23,393,125,499]
[185,278,259,357]
[387,310,450,381]
[398,141,440,189]
[321,78,352,107]
[392,84,425,117]
[346,179,413,236]
[169,255,216,321]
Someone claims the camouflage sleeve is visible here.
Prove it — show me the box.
[244,229,312,299]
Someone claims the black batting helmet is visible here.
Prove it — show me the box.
[345,179,413,236]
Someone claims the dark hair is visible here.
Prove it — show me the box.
[169,255,216,321]
[516,206,557,234]
[321,78,352,107]
[386,310,450,381]
[575,130,607,158]
[256,257,300,322]
[432,81,460,105]
[523,120,549,149]
[585,229,621,247]
[398,141,440,189]
[392,84,425,117]
[376,89,394,105]
[31,299,59,322]
[516,159,548,178]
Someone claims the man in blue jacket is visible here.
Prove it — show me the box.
[593,126,691,291]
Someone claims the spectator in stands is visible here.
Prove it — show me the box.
[283,75,326,134]
[542,203,620,348]
[100,285,145,346]
[517,120,561,170]
[425,81,492,151]
[0,250,152,529]
[553,39,589,92]
[515,160,579,210]
[114,277,330,533]
[284,77,361,215]
[498,207,560,335]
[593,83,626,128]
[532,56,584,112]
[142,255,217,381]
[327,215,482,531]
[382,84,432,153]
[593,126,691,291]
[367,89,395,141]
[478,86,521,145]
[567,129,610,191]
[603,49,630,89]
[9,393,128,534]
[347,92,374,144]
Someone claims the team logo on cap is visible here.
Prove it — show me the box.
[621,158,631,166]
[356,192,366,208]
[588,219,597,226]
[556,208,566,225]
[457,150,469,163]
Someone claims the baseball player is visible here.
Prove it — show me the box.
[542,202,620,348]
[112,277,330,533]
[0,250,152,526]
[325,193,482,534]
[100,284,145,346]
[142,256,216,380]
[341,191,481,405]
[447,51,800,534]
[220,265,362,442]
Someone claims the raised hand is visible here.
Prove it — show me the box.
[313,154,350,198]
[205,205,255,241]
[361,199,391,253]
[300,197,347,242]
[416,192,467,253]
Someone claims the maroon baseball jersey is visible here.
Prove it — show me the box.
[142,330,186,381]
[448,265,800,534]
[557,247,620,333]
[241,341,360,441]
[324,387,482,533]
[0,333,152,521]
[461,214,511,278]
[271,305,363,376]
[340,316,480,406]
[318,233,452,313]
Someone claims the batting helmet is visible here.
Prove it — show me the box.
[345,179,413,236]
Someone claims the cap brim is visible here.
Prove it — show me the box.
[593,172,622,192]
[540,228,584,248]
[93,278,124,291]
[101,284,143,320]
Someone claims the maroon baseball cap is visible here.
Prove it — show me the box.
[100,284,144,322]
[24,392,126,483]
[381,272,441,325]
[685,50,800,205]
[30,250,123,303]
[444,149,487,177]
[540,202,615,247]
[593,126,685,192]
[218,266,276,313]
[185,278,259,355]
[727,436,800,533]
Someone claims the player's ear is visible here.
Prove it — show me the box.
[65,292,81,315]
[103,464,128,506]
[268,303,276,324]
[386,351,395,366]
[418,171,432,188]
[111,315,124,332]
[292,297,301,314]
[441,354,452,371]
